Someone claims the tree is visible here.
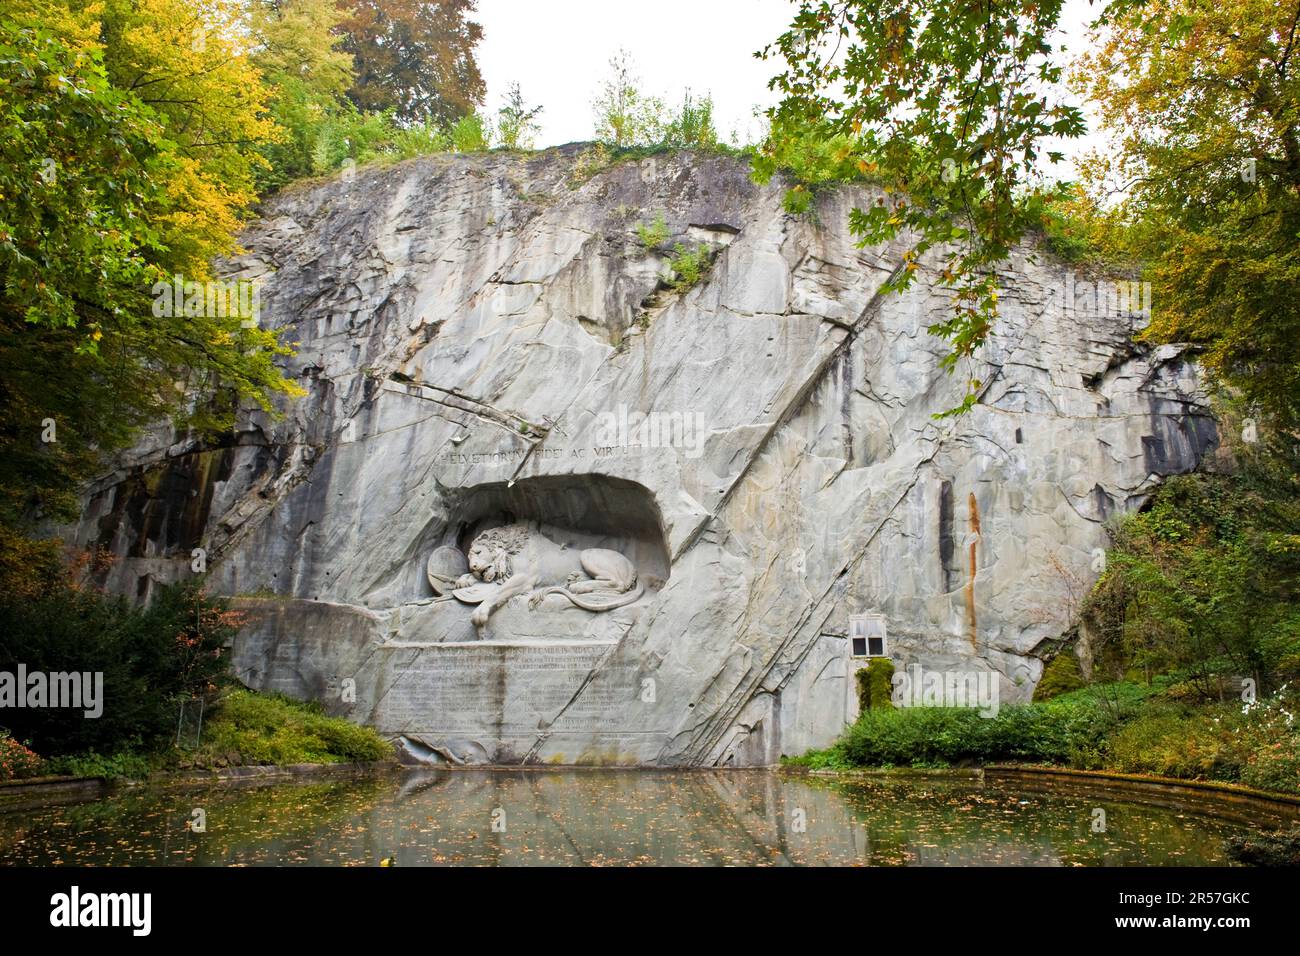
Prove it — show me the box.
[249,0,357,189]
[592,49,665,148]
[1078,0,1300,430]
[0,14,299,524]
[339,0,485,125]
[761,1,1086,411]
[750,111,867,214]
[94,0,279,268]
[662,90,718,149]
[762,1,1300,427]
[1082,427,1300,694]
[496,82,543,150]
[0,24,165,520]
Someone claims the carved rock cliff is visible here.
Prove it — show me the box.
[69,146,1217,765]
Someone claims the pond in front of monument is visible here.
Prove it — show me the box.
[0,769,1273,866]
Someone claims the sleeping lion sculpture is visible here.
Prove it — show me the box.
[437,522,645,627]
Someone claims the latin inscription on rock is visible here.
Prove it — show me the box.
[372,642,640,734]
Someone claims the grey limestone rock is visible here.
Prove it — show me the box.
[67,146,1216,766]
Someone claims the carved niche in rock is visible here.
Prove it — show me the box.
[428,521,645,629]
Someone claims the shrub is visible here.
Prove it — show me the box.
[1238,691,1300,794]
[841,707,980,767]
[663,243,713,292]
[782,746,852,771]
[752,114,867,187]
[1096,688,1300,793]
[0,537,240,757]
[386,121,453,161]
[45,749,153,781]
[662,90,718,149]
[838,697,1116,768]
[811,673,1300,795]
[0,731,43,781]
[1240,739,1300,794]
[1081,427,1300,692]
[202,690,393,766]
[299,106,496,180]
[449,113,490,153]
[592,50,666,148]
[751,113,874,216]
[1105,709,1250,780]
[312,716,397,762]
[635,214,670,251]
[496,82,543,150]
[309,107,398,173]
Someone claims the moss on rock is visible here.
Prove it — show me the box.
[1035,652,1084,701]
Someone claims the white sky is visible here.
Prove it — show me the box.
[475,0,1110,177]
[475,0,795,147]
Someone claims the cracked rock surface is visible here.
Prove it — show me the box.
[68,146,1217,766]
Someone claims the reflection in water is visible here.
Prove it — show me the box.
[0,770,1255,866]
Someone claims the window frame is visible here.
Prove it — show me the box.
[848,613,888,659]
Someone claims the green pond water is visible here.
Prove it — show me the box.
[0,769,1270,866]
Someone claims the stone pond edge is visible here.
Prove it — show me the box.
[797,763,1300,817]
[0,760,401,811]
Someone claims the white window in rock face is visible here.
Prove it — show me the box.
[849,614,887,659]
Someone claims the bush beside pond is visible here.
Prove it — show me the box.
[194,690,394,768]
[2,691,395,782]
[787,684,1300,796]
[0,578,237,758]
[788,690,1119,771]
[0,535,395,781]
[0,731,43,780]
[0,535,236,760]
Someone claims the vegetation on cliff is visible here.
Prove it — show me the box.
[1082,416,1300,697]
[764,1,1300,429]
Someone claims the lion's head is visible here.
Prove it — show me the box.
[466,523,529,582]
